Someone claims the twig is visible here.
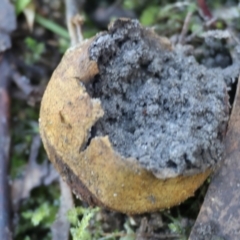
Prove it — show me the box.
[197,0,213,20]
[185,17,217,43]
[51,178,73,240]
[11,71,34,96]
[65,0,85,46]
[229,29,240,46]
[0,55,11,239]
[178,11,193,44]
[135,217,180,239]
[28,135,41,166]
[11,67,43,106]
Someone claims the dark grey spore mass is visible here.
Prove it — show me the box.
[88,19,229,179]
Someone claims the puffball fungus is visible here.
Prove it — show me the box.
[39,19,229,214]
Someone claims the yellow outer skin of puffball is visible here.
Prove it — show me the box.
[39,36,212,215]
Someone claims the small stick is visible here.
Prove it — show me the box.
[11,71,33,96]
[0,55,11,239]
[185,17,217,43]
[197,0,213,20]
[178,11,193,44]
[65,0,85,46]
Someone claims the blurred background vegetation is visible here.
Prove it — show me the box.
[8,0,239,239]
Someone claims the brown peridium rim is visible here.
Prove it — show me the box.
[43,130,104,208]
[39,24,218,215]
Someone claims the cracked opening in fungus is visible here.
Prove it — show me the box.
[86,19,229,179]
